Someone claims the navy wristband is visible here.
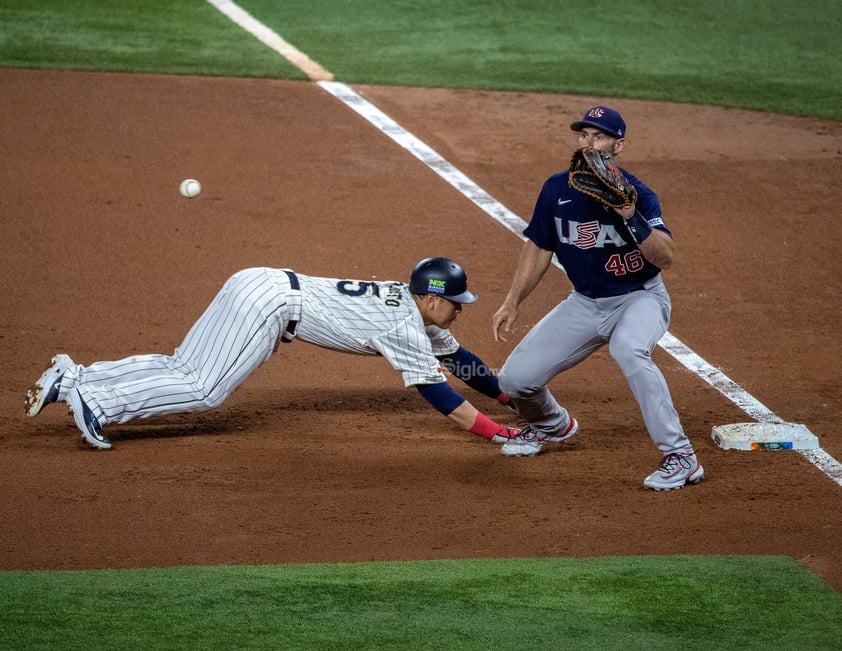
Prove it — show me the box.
[625,210,653,243]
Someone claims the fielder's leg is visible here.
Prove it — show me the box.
[499,293,599,434]
[608,286,690,454]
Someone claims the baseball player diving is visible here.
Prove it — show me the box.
[25,257,522,450]
[491,106,705,491]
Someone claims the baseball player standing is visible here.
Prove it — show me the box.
[491,106,704,491]
[26,257,521,450]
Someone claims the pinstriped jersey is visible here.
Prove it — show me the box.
[294,274,459,387]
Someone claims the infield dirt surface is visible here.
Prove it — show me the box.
[2,68,841,591]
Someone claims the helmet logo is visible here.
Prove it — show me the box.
[427,279,446,294]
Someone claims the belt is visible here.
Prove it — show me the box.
[281,270,300,343]
[283,269,300,291]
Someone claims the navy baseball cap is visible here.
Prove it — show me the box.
[570,106,626,138]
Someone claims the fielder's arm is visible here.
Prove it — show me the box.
[614,204,675,269]
[492,241,554,342]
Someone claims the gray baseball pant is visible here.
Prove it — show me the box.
[498,275,693,454]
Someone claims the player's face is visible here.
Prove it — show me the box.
[428,296,462,328]
[576,128,624,155]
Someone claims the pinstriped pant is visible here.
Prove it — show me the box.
[64,268,298,426]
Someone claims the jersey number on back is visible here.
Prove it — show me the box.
[336,280,404,308]
[336,280,380,297]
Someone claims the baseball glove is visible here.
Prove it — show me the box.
[568,147,638,209]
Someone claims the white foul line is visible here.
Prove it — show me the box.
[207,0,332,81]
[211,1,842,489]
[317,81,529,240]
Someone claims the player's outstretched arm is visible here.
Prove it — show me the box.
[436,346,511,407]
[416,382,518,443]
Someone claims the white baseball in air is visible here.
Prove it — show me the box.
[179,178,201,198]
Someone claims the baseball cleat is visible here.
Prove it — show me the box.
[24,354,74,417]
[501,417,579,457]
[643,451,704,490]
[67,389,111,450]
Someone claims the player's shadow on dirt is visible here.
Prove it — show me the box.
[105,418,233,442]
[102,388,443,443]
[271,387,431,413]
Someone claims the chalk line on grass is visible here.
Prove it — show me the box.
[207,0,333,81]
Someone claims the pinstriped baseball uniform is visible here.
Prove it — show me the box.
[295,273,457,386]
[59,267,458,427]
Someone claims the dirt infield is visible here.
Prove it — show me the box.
[2,68,841,591]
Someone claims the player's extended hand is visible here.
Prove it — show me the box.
[490,425,523,444]
[492,303,518,343]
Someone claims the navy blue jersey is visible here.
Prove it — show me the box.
[524,168,671,298]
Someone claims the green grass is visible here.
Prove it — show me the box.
[2,556,841,650]
[1,2,840,648]
[240,0,842,119]
[0,0,839,118]
[0,0,304,78]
